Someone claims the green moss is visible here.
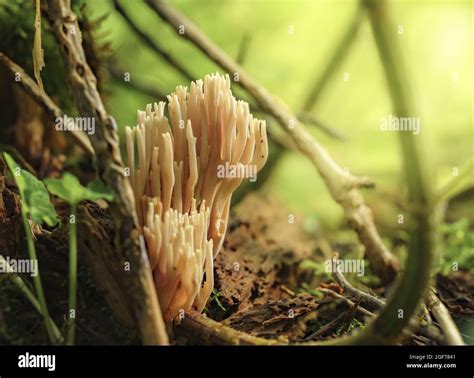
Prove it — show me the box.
[438,218,474,275]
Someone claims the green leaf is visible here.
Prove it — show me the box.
[3,152,57,227]
[44,172,80,205]
[44,172,114,206]
[85,179,115,202]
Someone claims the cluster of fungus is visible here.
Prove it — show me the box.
[125,73,268,322]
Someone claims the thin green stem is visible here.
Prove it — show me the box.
[358,0,438,343]
[0,255,63,342]
[21,210,59,344]
[67,204,78,345]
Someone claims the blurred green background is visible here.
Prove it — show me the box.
[87,0,472,228]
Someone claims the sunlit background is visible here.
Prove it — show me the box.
[86,0,473,229]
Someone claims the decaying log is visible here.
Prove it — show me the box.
[211,195,313,318]
[46,0,168,344]
[77,203,134,327]
[174,194,321,343]
[0,159,23,256]
[223,295,318,341]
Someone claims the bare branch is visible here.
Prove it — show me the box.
[303,312,346,341]
[113,0,194,82]
[435,157,474,203]
[297,111,348,142]
[427,291,464,345]
[107,63,167,100]
[302,5,365,112]
[331,254,384,309]
[327,253,444,344]
[318,288,375,318]
[46,0,168,345]
[236,31,251,65]
[174,309,280,345]
[0,52,94,156]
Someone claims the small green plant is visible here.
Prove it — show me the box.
[203,289,227,314]
[45,172,113,345]
[211,289,226,312]
[300,282,324,300]
[438,218,474,276]
[3,152,61,344]
[299,259,332,279]
[335,318,364,336]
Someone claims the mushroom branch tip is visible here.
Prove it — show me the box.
[126,72,268,322]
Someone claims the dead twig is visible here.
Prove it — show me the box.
[46,0,168,345]
[174,309,280,345]
[339,299,362,335]
[0,52,94,155]
[328,253,444,344]
[301,5,365,112]
[0,145,37,175]
[331,254,385,309]
[236,31,251,65]
[297,112,348,142]
[280,285,296,297]
[427,290,464,345]
[318,288,374,318]
[113,0,194,82]
[107,63,167,100]
[303,312,346,341]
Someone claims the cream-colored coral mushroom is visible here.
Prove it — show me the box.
[125,73,268,321]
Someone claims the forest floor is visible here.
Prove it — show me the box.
[1,163,472,346]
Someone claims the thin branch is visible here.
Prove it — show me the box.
[46,0,168,345]
[302,5,365,112]
[108,63,167,100]
[331,254,384,309]
[113,0,194,82]
[328,253,445,344]
[318,288,374,318]
[174,309,280,345]
[0,52,94,156]
[0,145,37,175]
[146,0,399,285]
[427,291,464,345]
[297,111,348,142]
[435,157,474,203]
[339,299,362,335]
[303,312,346,341]
[236,31,251,65]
